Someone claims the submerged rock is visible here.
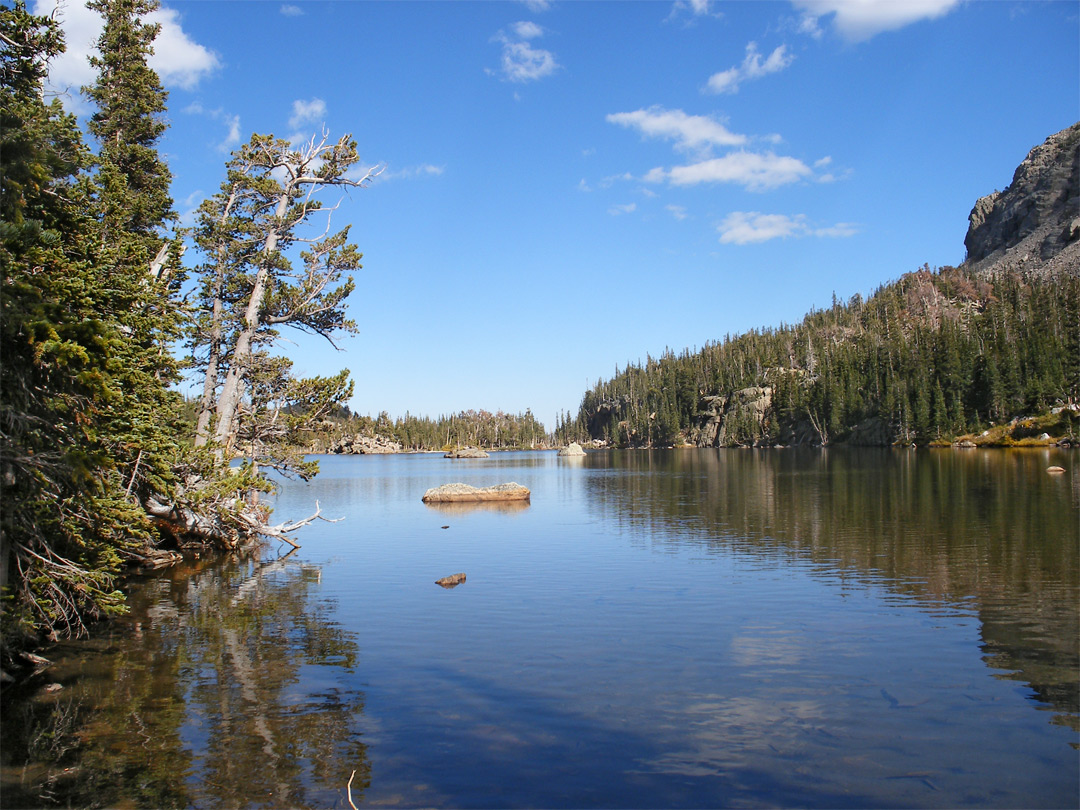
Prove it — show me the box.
[421,482,531,503]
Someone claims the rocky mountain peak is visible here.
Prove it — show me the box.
[963,122,1079,276]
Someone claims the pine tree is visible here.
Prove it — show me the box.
[82,0,186,506]
[1,2,142,645]
[190,133,377,471]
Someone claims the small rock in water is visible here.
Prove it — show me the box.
[441,525,450,529]
[44,683,63,693]
[436,573,466,588]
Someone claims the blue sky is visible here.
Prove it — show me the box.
[39,0,1079,430]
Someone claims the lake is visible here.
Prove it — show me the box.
[2,448,1077,808]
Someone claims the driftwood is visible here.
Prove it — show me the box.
[145,497,339,550]
[421,482,530,503]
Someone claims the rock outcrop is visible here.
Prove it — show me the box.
[690,387,772,446]
[558,442,586,456]
[444,447,489,459]
[964,123,1079,277]
[421,482,531,503]
[328,434,402,454]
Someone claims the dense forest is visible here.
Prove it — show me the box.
[553,265,1080,448]
[319,408,549,452]
[1,0,369,657]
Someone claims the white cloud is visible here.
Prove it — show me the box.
[578,178,592,192]
[33,0,219,105]
[667,0,722,21]
[717,211,859,244]
[666,204,689,221]
[647,151,813,191]
[792,0,962,42]
[501,40,558,82]
[706,42,794,94]
[518,0,551,11]
[606,106,747,154]
[219,114,241,152]
[492,23,559,83]
[289,98,327,129]
[147,6,219,89]
[814,155,833,168]
[608,203,637,216]
[280,4,303,16]
[511,20,544,39]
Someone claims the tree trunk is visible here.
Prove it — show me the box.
[212,188,290,454]
[195,185,241,446]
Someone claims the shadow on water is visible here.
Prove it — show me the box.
[580,447,1079,734]
[1,550,368,809]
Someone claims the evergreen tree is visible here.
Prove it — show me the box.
[83,0,186,506]
[1,2,141,645]
[190,132,378,474]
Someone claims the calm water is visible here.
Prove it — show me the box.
[2,449,1078,809]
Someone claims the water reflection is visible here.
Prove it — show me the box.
[1,550,367,809]
[422,500,532,517]
[582,448,1079,732]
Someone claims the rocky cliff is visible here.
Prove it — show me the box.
[964,123,1079,277]
[684,123,1079,448]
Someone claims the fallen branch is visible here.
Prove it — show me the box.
[234,500,342,549]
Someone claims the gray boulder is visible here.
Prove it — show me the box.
[444,446,489,458]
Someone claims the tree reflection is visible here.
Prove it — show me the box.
[0,550,368,808]
[581,448,1079,732]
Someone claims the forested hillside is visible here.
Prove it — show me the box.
[557,125,1080,449]
[555,267,1078,448]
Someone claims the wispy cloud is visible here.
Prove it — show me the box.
[645,151,813,192]
[491,23,560,82]
[606,106,747,154]
[666,204,689,221]
[374,164,445,182]
[511,20,544,39]
[33,0,219,107]
[280,4,303,16]
[517,0,552,11]
[608,203,637,216]
[289,98,327,129]
[717,211,858,244]
[667,0,722,23]
[184,103,242,152]
[791,0,962,42]
[706,42,794,94]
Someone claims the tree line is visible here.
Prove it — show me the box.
[558,265,1080,448]
[324,408,548,451]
